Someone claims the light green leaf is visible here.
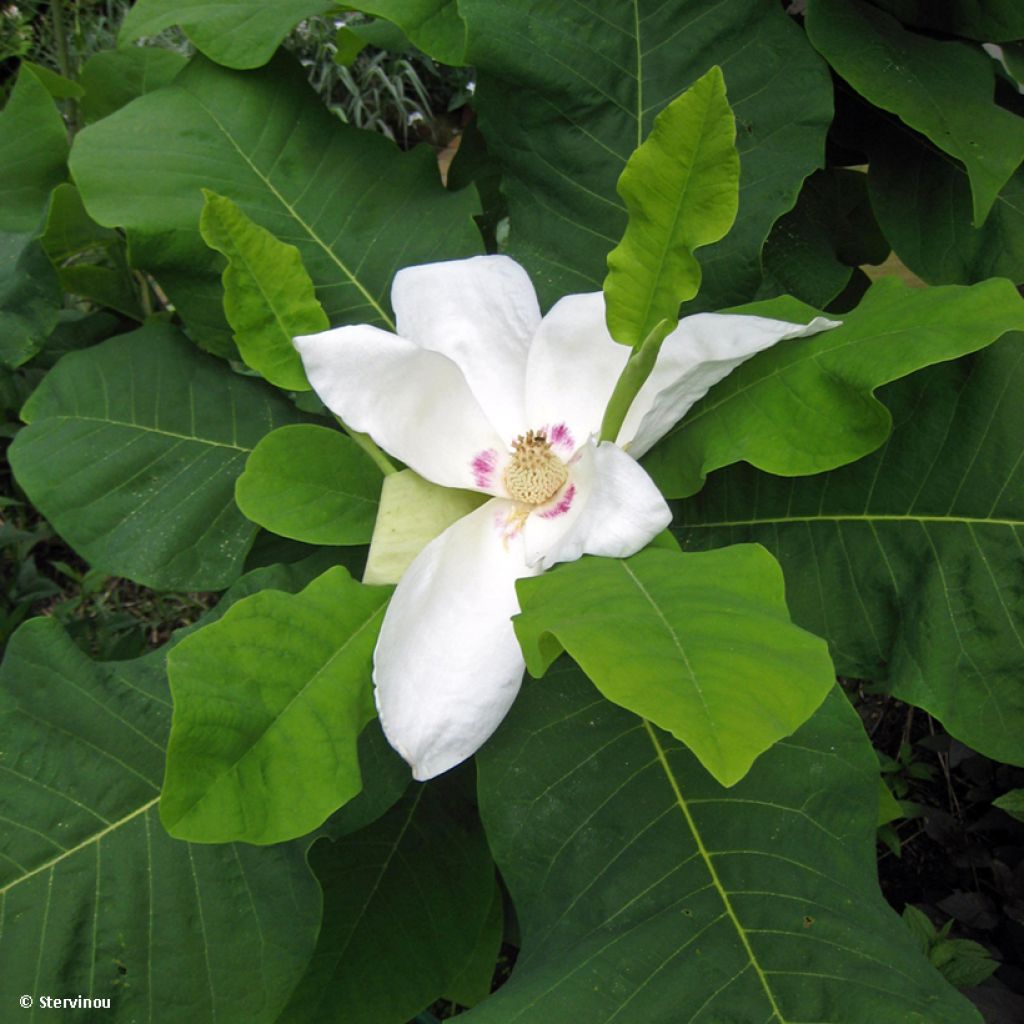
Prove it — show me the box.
[334,27,368,67]
[993,789,1024,824]
[0,62,68,232]
[868,128,1024,287]
[280,769,495,1023]
[161,567,392,844]
[0,617,321,1022]
[119,0,335,70]
[605,65,738,348]
[79,46,188,125]
[70,55,482,354]
[348,1,467,65]
[0,230,61,368]
[643,277,1024,499]
[515,546,835,787]
[363,468,488,585]
[674,334,1024,767]
[805,0,1024,227]
[470,664,979,1022]
[460,0,832,311]
[8,322,308,590]
[236,424,381,546]
[200,190,324,390]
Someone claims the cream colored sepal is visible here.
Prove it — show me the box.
[362,469,488,586]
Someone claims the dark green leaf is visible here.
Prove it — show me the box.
[0,230,61,368]
[119,0,335,70]
[9,323,309,590]
[79,46,189,124]
[161,567,391,844]
[236,424,380,546]
[348,1,467,65]
[643,277,1024,499]
[0,617,321,1022]
[868,0,1024,42]
[71,55,482,354]
[469,665,979,1022]
[0,63,68,233]
[993,789,1024,823]
[460,0,832,310]
[805,0,1024,226]
[515,547,835,786]
[280,768,494,1024]
[673,335,1024,767]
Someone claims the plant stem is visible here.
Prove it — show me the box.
[599,318,673,443]
[51,0,73,80]
[335,416,397,476]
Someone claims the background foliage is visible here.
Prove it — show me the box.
[1,1,1023,1022]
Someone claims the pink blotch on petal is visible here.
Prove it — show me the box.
[547,422,575,453]
[538,483,576,520]
[472,448,499,489]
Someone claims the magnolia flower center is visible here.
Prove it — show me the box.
[504,429,568,505]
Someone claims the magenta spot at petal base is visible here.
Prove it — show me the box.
[472,448,499,488]
[547,422,574,452]
[538,483,576,520]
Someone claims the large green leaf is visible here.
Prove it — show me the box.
[868,0,1024,42]
[460,0,831,311]
[199,191,324,390]
[0,616,321,1022]
[0,231,61,368]
[236,424,381,546]
[514,546,834,787]
[78,47,188,124]
[674,334,1024,767]
[805,0,1024,227]
[161,567,392,844]
[280,769,495,1023]
[0,63,68,233]
[642,277,1024,499]
[119,0,335,69]
[70,55,481,353]
[467,664,978,1022]
[349,1,467,65]
[868,128,1024,287]
[605,65,739,348]
[8,323,308,590]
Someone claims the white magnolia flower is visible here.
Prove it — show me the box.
[294,255,837,781]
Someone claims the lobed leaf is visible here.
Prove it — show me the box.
[515,546,835,787]
[161,567,392,844]
[604,65,739,348]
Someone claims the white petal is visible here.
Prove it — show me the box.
[294,323,507,493]
[374,499,539,781]
[392,255,541,440]
[525,292,630,452]
[523,441,671,570]
[618,313,841,457]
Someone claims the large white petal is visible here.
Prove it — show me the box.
[374,499,539,781]
[392,255,540,441]
[618,312,841,457]
[525,292,630,453]
[523,441,671,570]
[294,323,507,493]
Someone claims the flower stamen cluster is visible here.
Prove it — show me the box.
[504,429,568,505]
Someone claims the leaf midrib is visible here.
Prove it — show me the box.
[643,721,786,1023]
